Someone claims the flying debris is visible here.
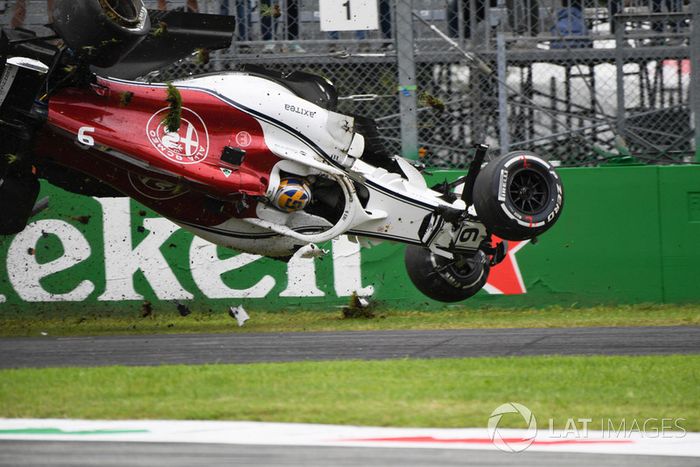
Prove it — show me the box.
[229,305,250,327]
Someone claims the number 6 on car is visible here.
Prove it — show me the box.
[77,127,96,147]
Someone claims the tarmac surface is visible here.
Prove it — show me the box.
[0,441,698,467]
[1,325,698,369]
[2,326,698,466]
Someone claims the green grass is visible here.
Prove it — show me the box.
[0,355,697,430]
[0,304,698,337]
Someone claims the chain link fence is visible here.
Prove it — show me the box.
[1,0,695,167]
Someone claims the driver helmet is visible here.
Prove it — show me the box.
[273,178,311,212]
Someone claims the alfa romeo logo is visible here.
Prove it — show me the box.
[146,107,209,165]
[235,131,252,147]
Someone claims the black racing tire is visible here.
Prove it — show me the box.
[404,246,490,303]
[473,151,564,241]
[52,0,150,68]
[0,175,40,235]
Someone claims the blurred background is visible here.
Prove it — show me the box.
[1,0,694,169]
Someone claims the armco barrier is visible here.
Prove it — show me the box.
[1,165,699,313]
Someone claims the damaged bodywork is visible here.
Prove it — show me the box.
[0,0,564,302]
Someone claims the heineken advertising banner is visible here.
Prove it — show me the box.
[1,165,699,313]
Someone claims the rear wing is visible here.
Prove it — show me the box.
[93,10,236,80]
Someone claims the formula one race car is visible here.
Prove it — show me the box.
[0,0,563,302]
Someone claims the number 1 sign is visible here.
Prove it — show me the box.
[319,0,379,32]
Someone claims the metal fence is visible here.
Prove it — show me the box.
[1,0,696,167]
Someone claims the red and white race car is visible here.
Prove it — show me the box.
[0,0,563,302]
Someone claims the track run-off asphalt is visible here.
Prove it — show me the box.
[0,325,698,369]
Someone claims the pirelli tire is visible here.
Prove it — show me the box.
[473,151,564,241]
[0,175,40,235]
[52,0,150,68]
[404,247,490,303]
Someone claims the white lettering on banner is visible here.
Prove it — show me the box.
[189,236,275,298]
[332,236,374,297]
[280,248,325,297]
[6,220,94,301]
[97,198,193,301]
[1,208,378,302]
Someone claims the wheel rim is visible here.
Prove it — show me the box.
[445,256,477,280]
[508,167,550,215]
[432,251,486,288]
